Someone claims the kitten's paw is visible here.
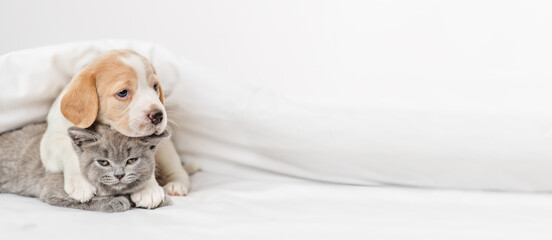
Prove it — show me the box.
[102,196,131,213]
[64,175,96,202]
[131,184,165,209]
[163,181,189,196]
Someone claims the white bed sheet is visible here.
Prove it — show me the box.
[2,171,552,240]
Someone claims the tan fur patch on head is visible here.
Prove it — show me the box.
[138,55,165,105]
[118,50,164,105]
[157,82,165,105]
[62,50,137,128]
[95,53,138,133]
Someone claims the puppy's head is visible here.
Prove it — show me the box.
[61,50,167,137]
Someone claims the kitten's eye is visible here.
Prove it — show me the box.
[96,160,110,166]
[116,90,129,99]
[126,158,139,165]
[153,84,158,91]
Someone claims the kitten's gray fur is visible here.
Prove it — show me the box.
[0,122,170,212]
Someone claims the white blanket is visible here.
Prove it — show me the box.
[1,40,551,191]
[3,172,552,240]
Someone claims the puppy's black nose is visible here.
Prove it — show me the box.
[115,174,125,180]
[148,111,163,125]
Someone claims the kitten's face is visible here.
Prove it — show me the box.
[68,124,169,195]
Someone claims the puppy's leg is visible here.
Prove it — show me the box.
[130,173,165,209]
[47,136,96,202]
[156,139,191,196]
[40,126,97,202]
[62,149,97,202]
[40,131,64,172]
[184,162,201,175]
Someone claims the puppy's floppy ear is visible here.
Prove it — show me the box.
[140,130,171,147]
[67,127,99,152]
[61,68,98,128]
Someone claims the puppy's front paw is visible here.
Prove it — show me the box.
[102,196,132,213]
[131,184,165,209]
[65,175,96,202]
[163,181,189,196]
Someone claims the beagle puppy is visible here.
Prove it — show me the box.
[40,50,190,208]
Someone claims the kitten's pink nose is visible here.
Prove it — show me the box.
[115,174,125,180]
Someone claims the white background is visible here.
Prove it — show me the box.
[2,0,551,106]
[4,3,552,238]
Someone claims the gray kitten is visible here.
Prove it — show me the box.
[0,122,169,212]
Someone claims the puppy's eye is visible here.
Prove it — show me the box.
[153,84,158,91]
[126,158,138,165]
[116,90,129,98]
[97,160,110,166]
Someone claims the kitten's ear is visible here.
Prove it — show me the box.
[141,130,171,147]
[67,127,99,152]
